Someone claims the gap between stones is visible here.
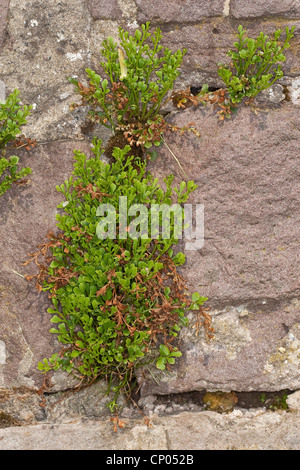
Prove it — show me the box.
[0,387,295,429]
[143,389,294,415]
[41,386,295,417]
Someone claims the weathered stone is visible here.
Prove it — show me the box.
[136,0,225,24]
[0,380,128,425]
[263,322,300,385]
[0,387,44,425]
[0,417,168,450]
[0,141,91,390]
[136,101,300,396]
[45,381,126,423]
[150,102,300,306]
[261,84,285,103]
[0,0,128,143]
[0,0,93,142]
[286,390,300,412]
[0,80,5,102]
[0,408,300,450]
[230,0,300,19]
[163,409,300,450]
[0,0,9,50]
[89,19,120,73]
[87,0,123,20]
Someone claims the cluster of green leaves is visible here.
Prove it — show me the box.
[259,392,289,411]
[218,25,295,103]
[69,22,186,150]
[0,89,32,148]
[156,343,184,371]
[0,89,32,196]
[35,141,207,411]
[0,155,31,196]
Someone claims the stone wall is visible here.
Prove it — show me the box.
[0,0,299,427]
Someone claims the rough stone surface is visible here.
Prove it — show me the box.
[261,84,286,103]
[0,406,300,450]
[87,0,123,20]
[0,381,128,426]
[286,390,300,412]
[0,387,45,425]
[0,0,98,142]
[149,103,300,306]
[0,141,91,390]
[136,0,225,23]
[45,381,126,423]
[137,102,300,396]
[230,0,300,19]
[0,80,5,102]
[0,0,9,49]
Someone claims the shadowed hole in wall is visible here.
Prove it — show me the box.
[190,85,220,95]
[140,389,294,414]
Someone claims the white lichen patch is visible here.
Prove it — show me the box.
[0,80,5,102]
[264,323,300,386]
[65,51,83,62]
[57,32,65,42]
[30,19,38,27]
[287,77,300,106]
[183,306,252,361]
[223,0,230,17]
[118,0,138,22]
[262,84,285,103]
[0,340,7,365]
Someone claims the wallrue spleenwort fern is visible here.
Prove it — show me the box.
[68,22,199,161]
[0,155,31,196]
[141,24,295,122]
[0,89,32,196]
[25,141,212,413]
[218,25,295,104]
